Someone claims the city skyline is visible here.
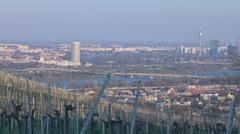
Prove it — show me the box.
[1,1,240,134]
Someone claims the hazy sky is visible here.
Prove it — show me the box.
[0,0,239,43]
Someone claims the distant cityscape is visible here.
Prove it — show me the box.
[1,0,240,133]
[1,38,240,133]
[1,37,240,109]
[0,39,240,67]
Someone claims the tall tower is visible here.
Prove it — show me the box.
[71,42,81,65]
[237,39,240,56]
[199,28,203,57]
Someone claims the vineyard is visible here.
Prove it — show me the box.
[0,71,240,134]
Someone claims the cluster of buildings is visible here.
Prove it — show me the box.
[0,43,41,61]
[180,46,208,56]
[100,85,238,111]
[0,42,82,66]
[1,39,240,67]
[79,46,175,53]
[38,42,81,66]
[180,40,240,58]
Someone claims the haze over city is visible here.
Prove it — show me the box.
[0,0,240,43]
[1,1,240,134]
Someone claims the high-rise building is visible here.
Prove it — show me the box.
[237,40,240,56]
[199,28,203,57]
[71,42,81,65]
[227,44,237,57]
[209,40,220,59]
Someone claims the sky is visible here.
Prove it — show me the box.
[0,0,240,43]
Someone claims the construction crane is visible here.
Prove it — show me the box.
[130,81,141,134]
[80,73,112,134]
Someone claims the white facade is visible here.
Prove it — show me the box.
[71,42,81,65]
